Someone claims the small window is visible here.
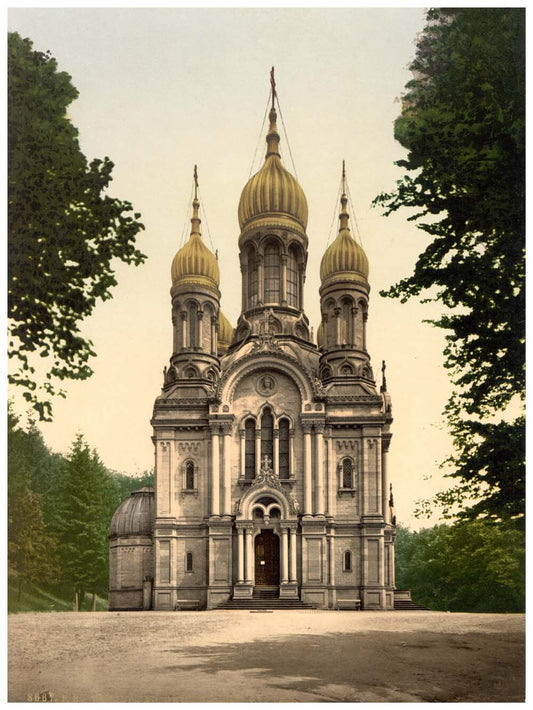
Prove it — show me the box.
[185,461,195,490]
[186,552,193,572]
[343,550,352,572]
[342,458,353,489]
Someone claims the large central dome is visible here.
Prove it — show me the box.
[238,107,308,233]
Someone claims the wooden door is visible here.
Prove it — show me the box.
[254,530,280,585]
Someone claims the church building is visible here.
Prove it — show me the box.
[109,77,396,611]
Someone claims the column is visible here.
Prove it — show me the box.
[328,531,335,585]
[289,527,297,582]
[352,306,357,347]
[289,429,295,477]
[281,528,289,584]
[363,310,368,351]
[315,425,325,515]
[239,430,246,479]
[273,429,279,477]
[197,310,203,350]
[210,426,220,516]
[237,528,244,583]
[303,423,312,515]
[241,263,248,312]
[280,255,287,305]
[334,308,341,345]
[298,265,305,311]
[382,440,389,523]
[172,313,178,353]
[255,428,261,478]
[222,424,232,515]
[326,431,336,517]
[257,254,264,305]
[210,316,216,355]
[181,311,187,350]
[245,528,254,583]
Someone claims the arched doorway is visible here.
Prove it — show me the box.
[254,530,280,586]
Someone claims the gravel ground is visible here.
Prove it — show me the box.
[8,610,525,703]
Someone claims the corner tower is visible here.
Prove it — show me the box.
[233,71,311,346]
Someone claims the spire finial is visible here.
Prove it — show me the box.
[381,360,387,392]
[190,165,201,237]
[339,161,350,232]
[270,66,277,110]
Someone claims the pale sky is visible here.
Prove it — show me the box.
[8,6,456,529]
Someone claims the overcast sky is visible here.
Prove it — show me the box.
[8,5,457,529]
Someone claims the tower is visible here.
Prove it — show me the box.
[109,72,396,612]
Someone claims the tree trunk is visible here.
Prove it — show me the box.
[73,590,78,611]
[91,592,97,611]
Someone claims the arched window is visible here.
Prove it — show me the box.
[261,408,274,466]
[188,303,197,348]
[264,242,280,304]
[245,419,256,479]
[279,418,290,479]
[248,247,258,308]
[342,458,354,489]
[342,299,353,345]
[287,246,299,307]
[185,461,195,490]
[343,550,352,572]
[186,552,193,572]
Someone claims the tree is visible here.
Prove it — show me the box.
[58,434,117,609]
[374,9,525,522]
[8,32,146,420]
[394,521,524,613]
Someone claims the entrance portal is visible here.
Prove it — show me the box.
[254,530,280,585]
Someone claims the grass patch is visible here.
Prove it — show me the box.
[8,575,108,614]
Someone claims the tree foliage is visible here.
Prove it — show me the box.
[7,407,152,612]
[8,32,146,420]
[374,9,525,522]
[395,522,525,613]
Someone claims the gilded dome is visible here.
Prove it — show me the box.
[109,486,155,538]
[238,107,308,232]
[218,309,233,353]
[171,176,220,289]
[320,192,369,283]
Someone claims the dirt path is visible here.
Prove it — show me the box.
[8,610,525,702]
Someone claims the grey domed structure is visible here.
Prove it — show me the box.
[108,487,155,610]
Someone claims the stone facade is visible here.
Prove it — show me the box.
[109,85,396,611]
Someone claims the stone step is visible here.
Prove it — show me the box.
[393,600,428,611]
[216,599,316,610]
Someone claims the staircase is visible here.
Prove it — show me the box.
[393,589,428,610]
[216,586,316,610]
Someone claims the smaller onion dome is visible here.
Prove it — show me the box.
[218,309,233,354]
[316,321,324,348]
[171,167,220,290]
[320,166,369,284]
[109,486,155,538]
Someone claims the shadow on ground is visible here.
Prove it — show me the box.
[164,630,525,702]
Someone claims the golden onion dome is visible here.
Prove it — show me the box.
[217,309,233,353]
[320,188,369,284]
[238,106,308,233]
[171,169,220,290]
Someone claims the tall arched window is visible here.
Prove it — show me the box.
[248,247,258,308]
[188,303,197,348]
[261,408,274,466]
[245,419,256,479]
[279,418,290,479]
[343,550,352,572]
[185,461,195,490]
[264,242,280,304]
[342,458,354,489]
[342,299,353,345]
[186,552,193,572]
[287,246,299,307]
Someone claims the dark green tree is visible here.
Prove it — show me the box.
[8,32,145,420]
[374,9,525,522]
[395,521,524,612]
[58,434,117,610]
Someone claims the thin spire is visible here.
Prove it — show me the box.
[190,165,201,237]
[381,360,388,393]
[339,161,350,233]
[270,66,277,109]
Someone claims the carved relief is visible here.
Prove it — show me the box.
[178,442,201,455]
[336,440,358,452]
[256,374,278,395]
